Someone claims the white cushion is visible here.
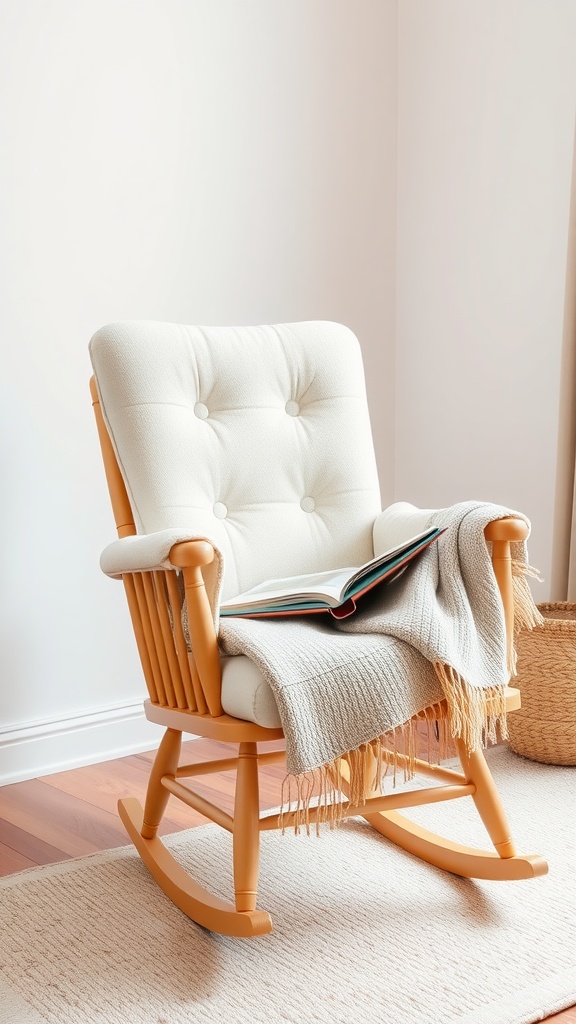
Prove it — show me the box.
[99,529,220,576]
[220,655,281,728]
[89,321,381,602]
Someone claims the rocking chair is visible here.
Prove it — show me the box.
[89,319,547,938]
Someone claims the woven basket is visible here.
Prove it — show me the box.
[507,603,576,765]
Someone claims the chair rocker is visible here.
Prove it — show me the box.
[89,319,547,938]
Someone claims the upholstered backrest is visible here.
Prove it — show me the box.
[89,321,381,600]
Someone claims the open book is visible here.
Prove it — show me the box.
[220,526,444,619]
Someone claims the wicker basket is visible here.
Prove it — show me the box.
[507,603,576,765]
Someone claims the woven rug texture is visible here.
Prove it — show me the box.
[0,747,575,1024]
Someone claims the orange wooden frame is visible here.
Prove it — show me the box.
[91,377,547,938]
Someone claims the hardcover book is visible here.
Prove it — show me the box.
[220,526,444,619]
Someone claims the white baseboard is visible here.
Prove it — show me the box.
[0,701,170,786]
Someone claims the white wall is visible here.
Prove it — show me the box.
[3,0,574,784]
[395,0,576,592]
[0,1,397,782]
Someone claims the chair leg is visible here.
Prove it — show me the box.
[233,742,261,913]
[141,728,182,839]
[117,730,273,936]
[454,739,516,858]
[336,747,548,881]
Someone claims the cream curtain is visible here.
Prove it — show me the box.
[552,126,576,602]
[565,495,569,598]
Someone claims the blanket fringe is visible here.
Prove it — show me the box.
[432,560,544,754]
[433,663,508,753]
[279,702,450,834]
[505,561,545,676]
[511,560,544,637]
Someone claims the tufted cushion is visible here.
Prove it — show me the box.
[89,321,381,601]
[221,656,282,728]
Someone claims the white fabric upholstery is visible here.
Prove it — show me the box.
[100,529,220,576]
[89,321,382,602]
[221,656,282,728]
[372,502,436,557]
[99,529,224,625]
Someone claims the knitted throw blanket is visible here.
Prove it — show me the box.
[218,502,542,810]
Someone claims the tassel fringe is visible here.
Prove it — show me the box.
[433,663,508,753]
[433,561,543,754]
[279,702,450,834]
[508,561,545,676]
[511,560,545,635]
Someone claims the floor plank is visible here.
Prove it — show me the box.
[0,778,130,857]
[42,756,196,830]
[0,817,65,868]
[0,840,36,874]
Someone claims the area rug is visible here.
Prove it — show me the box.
[0,748,574,1024]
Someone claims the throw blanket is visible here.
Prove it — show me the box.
[218,502,542,812]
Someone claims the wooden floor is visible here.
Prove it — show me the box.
[0,736,574,1022]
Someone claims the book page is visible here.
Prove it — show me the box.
[222,566,358,608]
[221,527,440,611]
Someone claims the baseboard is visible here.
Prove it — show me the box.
[0,701,168,786]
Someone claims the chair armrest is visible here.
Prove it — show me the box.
[101,531,224,717]
[374,507,534,674]
[484,517,529,670]
[170,543,223,717]
[484,517,529,543]
[100,530,217,577]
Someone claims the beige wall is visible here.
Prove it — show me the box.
[395,1,576,593]
[0,0,397,781]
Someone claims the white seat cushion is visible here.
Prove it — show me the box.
[220,655,281,728]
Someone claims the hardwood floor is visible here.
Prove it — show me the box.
[0,737,574,1022]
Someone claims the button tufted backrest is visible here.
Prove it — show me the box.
[89,321,382,600]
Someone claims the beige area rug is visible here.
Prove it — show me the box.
[0,747,575,1024]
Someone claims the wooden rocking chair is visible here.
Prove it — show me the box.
[89,319,547,938]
